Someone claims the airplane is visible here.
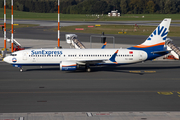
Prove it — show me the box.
[3,18,171,72]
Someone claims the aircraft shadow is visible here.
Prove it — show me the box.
[25,65,180,75]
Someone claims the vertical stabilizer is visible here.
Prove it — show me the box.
[134,18,171,48]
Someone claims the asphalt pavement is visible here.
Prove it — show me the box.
[0,20,180,119]
[1,61,180,113]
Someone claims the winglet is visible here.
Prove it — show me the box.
[101,42,107,49]
[109,50,119,64]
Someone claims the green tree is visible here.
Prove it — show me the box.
[92,1,108,14]
[0,1,3,8]
[120,0,128,14]
[19,4,24,11]
[112,0,120,10]
[1,0,180,14]
[164,0,173,13]
[35,1,41,12]
[159,0,165,13]
[146,0,155,13]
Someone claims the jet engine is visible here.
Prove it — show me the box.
[60,61,77,71]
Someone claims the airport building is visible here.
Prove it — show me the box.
[108,10,120,17]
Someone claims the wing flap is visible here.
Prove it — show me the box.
[77,59,108,65]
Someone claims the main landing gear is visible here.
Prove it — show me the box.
[85,64,91,72]
[86,67,91,72]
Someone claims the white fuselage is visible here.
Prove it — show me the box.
[4,48,148,66]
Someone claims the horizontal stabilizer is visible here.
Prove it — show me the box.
[151,50,171,54]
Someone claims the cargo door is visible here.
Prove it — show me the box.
[139,52,143,60]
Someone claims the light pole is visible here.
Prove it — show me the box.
[11,0,14,52]
[4,0,6,50]
[58,0,60,48]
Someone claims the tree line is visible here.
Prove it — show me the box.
[0,0,180,14]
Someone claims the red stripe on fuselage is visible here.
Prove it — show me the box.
[133,42,165,48]
[62,64,76,67]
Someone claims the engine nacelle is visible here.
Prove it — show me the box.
[60,61,77,71]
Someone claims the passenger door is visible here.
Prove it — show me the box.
[23,52,27,60]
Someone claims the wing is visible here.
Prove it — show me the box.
[75,50,119,65]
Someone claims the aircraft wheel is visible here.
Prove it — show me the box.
[19,68,23,72]
[85,64,91,72]
[86,68,91,72]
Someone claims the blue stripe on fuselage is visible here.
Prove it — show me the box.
[11,63,59,66]
[128,45,169,60]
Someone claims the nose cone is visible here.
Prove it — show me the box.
[3,56,10,63]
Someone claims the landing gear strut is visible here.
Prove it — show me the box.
[19,67,23,72]
[85,64,91,72]
[86,68,91,72]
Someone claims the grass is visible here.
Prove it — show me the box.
[0,8,99,21]
[1,8,180,37]
[99,14,180,21]
[1,8,180,21]
[52,25,180,37]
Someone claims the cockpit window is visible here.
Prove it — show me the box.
[10,54,17,56]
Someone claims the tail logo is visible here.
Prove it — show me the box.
[147,26,168,41]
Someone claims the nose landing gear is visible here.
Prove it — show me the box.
[19,67,23,72]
